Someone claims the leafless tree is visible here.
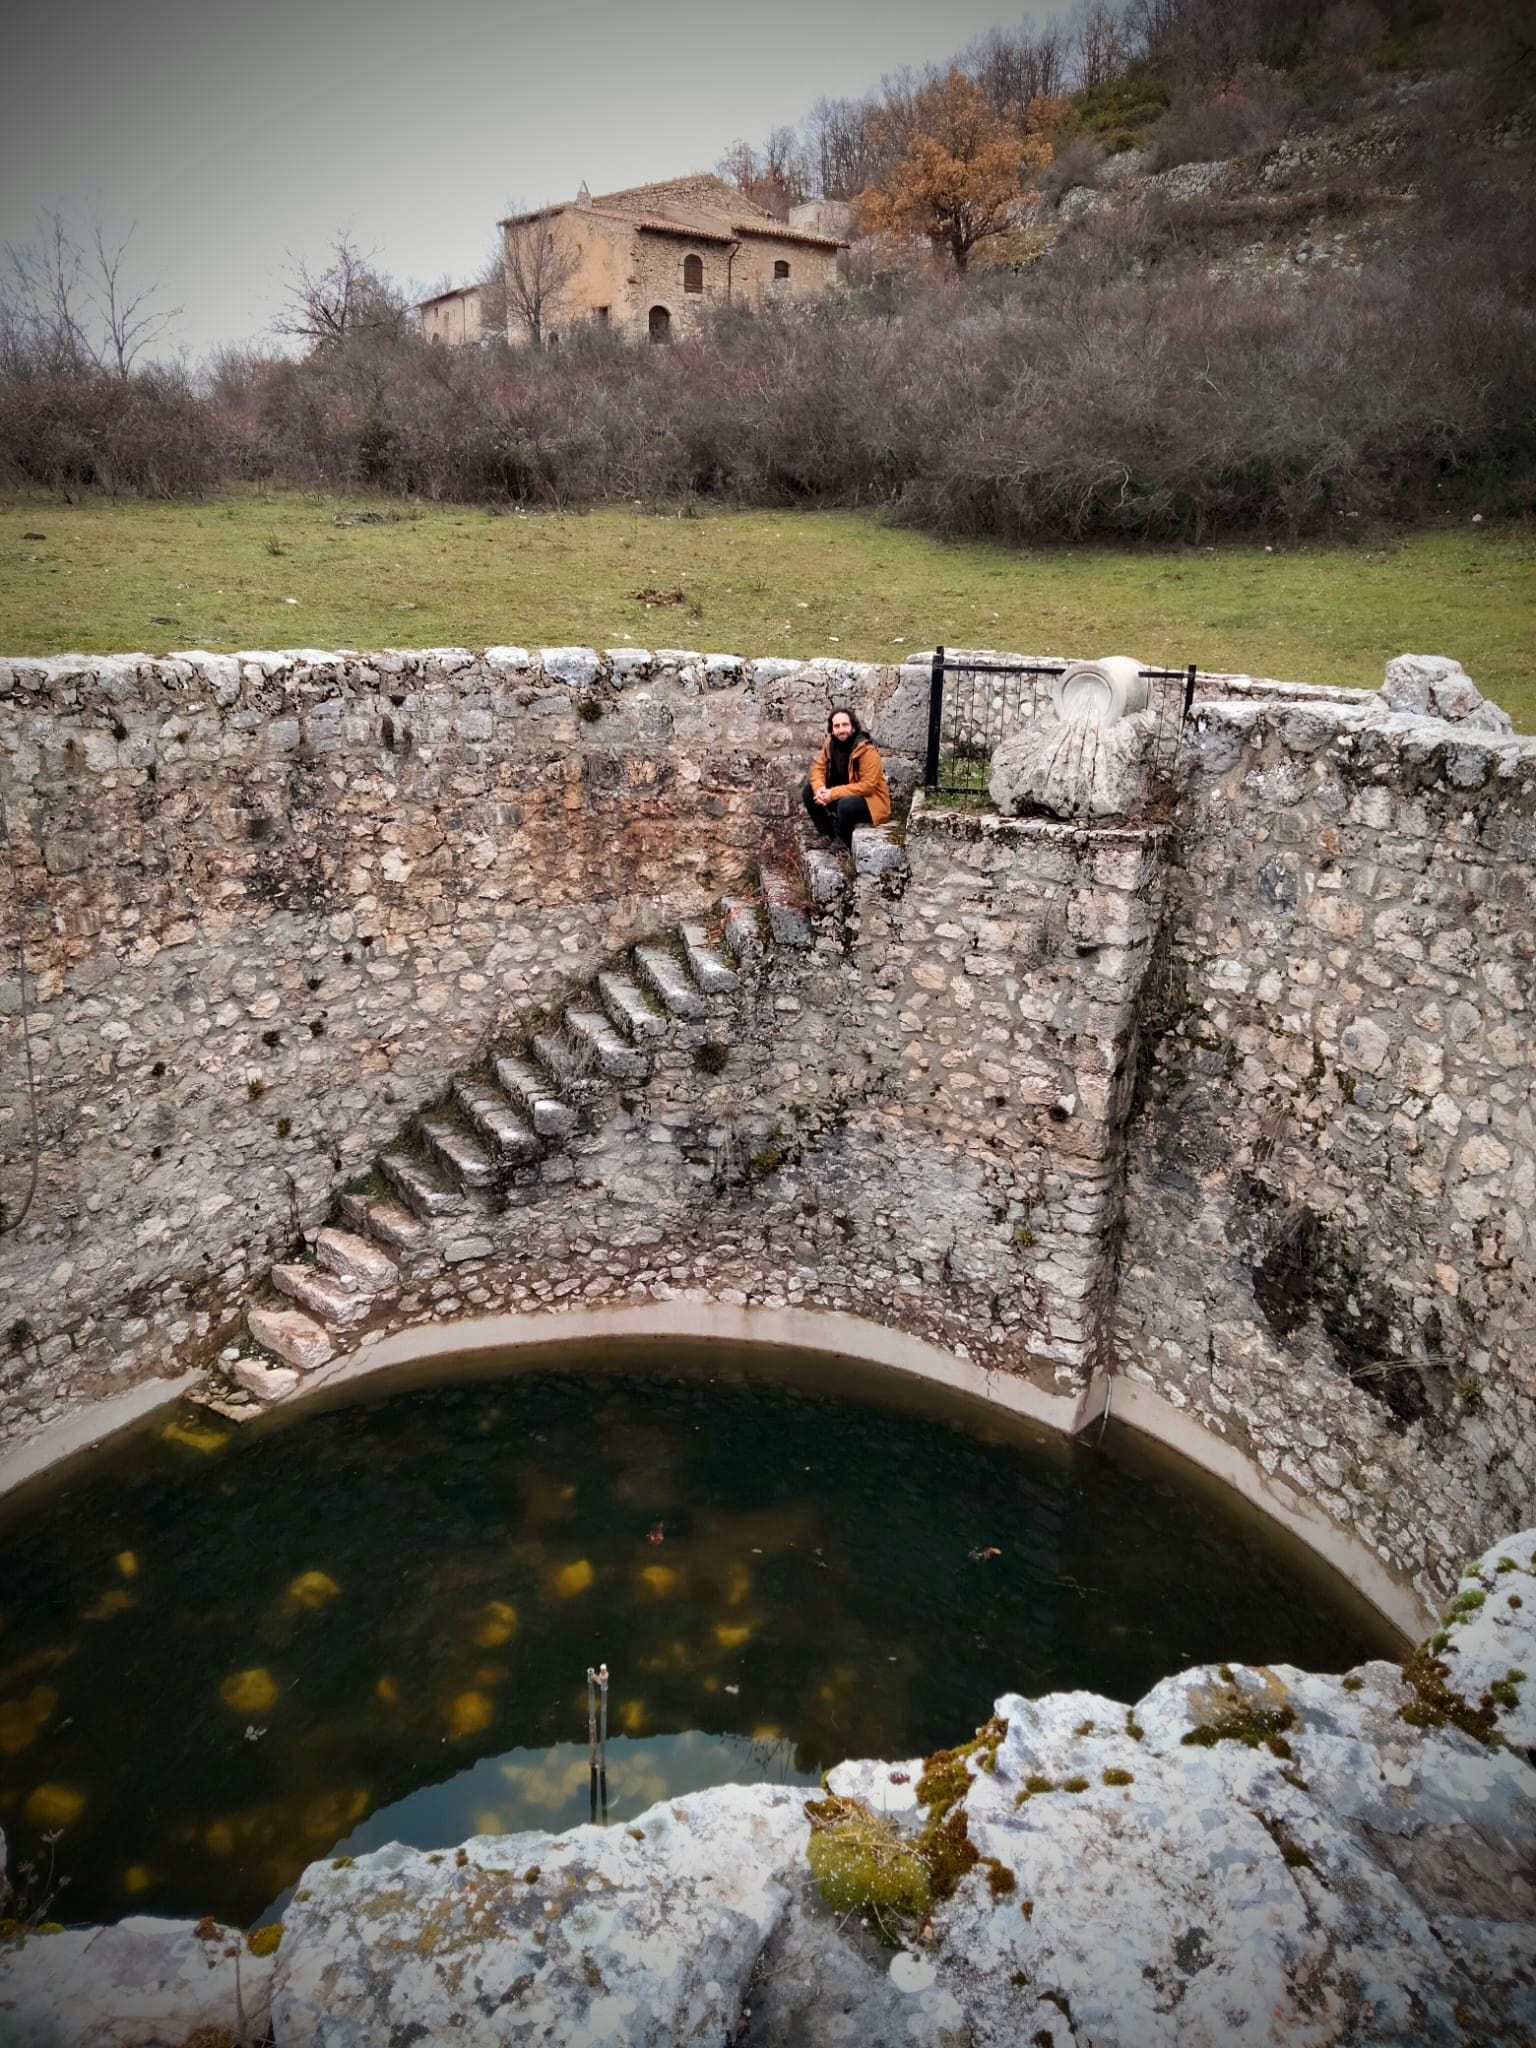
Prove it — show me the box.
[501,210,582,349]
[90,222,180,378]
[1,209,179,378]
[276,232,407,352]
[717,129,811,217]
[805,95,888,199]
[967,21,1071,117]
[474,237,508,339]
[1070,0,1134,90]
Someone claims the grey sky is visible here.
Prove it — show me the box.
[1,0,1058,361]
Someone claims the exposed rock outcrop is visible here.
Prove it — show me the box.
[13,1532,1524,2046]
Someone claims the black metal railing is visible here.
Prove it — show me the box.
[922,648,1199,805]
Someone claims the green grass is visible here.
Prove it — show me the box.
[2,490,1532,730]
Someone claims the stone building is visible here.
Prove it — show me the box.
[499,174,844,344]
[415,282,487,346]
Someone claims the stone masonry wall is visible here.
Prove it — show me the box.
[1116,694,1536,1607]
[3,641,1532,1610]
[0,644,927,1440]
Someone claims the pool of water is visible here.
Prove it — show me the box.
[0,1341,1400,1927]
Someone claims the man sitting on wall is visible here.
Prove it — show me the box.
[802,707,891,850]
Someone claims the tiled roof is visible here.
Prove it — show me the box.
[500,175,845,249]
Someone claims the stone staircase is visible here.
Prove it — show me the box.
[237,865,817,1392]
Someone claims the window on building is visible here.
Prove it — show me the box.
[594,305,610,326]
[773,259,790,280]
[683,253,704,293]
[648,304,672,341]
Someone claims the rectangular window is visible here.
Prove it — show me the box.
[594,306,610,325]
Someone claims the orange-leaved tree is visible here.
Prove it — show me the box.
[857,70,1053,272]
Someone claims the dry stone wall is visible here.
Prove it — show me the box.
[1117,692,1536,1607]
[0,644,927,1440]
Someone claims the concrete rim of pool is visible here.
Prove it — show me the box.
[0,1301,1431,1638]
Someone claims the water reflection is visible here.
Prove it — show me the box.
[0,1344,1401,1926]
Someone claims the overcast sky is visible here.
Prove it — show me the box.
[1,0,1059,361]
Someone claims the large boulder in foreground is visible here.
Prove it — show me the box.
[3,1532,1532,2046]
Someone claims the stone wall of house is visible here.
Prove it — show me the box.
[1116,693,1536,1607]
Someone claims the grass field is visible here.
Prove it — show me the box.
[2,491,1532,729]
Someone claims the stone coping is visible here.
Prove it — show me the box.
[0,1301,1429,1637]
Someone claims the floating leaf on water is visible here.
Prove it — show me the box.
[714,1622,754,1650]
[473,1600,518,1647]
[551,1559,593,1599]
[445,1690,493,1740]
[205,1822,235,1856]
[472,1810,505,1837]
[115,1552,138,1579]
[220,1669,280,1714]
[375,1676,400,1706]
[83,1589,136,1621]
[0,1687,58,1757]
[619,1700,647,1735]
[25,1782,85,1828]
[751,1724,784,1742]
[639,1566,678,1597]
[724,1562,752,1607]
[123,1864,153,1894]
[285,1571,340,1612]
[301,1788,369,1840]
[161,1419,229,1455]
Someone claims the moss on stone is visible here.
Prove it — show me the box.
[1399,1645,1502,1746]
[805,1795,932,1927]
[1102,1768,1134,1787]
[246,1922,282,1957]
[1181,1697,1297,1758]
[984,1857,1018,1897]
[1061,1775,1090,1793]
[1341,1675,1364,1692]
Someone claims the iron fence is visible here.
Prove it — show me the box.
[922,647,1199,806]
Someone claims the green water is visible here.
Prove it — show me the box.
[0,1343,1400,1928]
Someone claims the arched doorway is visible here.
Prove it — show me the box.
[648,304,671,342]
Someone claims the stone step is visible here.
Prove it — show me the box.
[633,944,708,1020]
[453,1077,540,1160]
[314,1226,399,1294]
[273,1262,373,1326]
[597,971,668,1043]
[336,1189,427,1253]
[565,1007,653,1081]
[247,1305,335,1372]
[802,846,847,908]
[760,866,811,946]
[721,897,763,962]
[530,1027,599,1096]
[380,1149,468,1218]
[679,923,739,994]
[419,1114,499,1190]
[493,1053,578,1137]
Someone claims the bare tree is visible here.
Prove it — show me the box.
[716,130,810,217]
[90,221,180,378]
[1,209,179,378]
[1,211,91,375]
[501,210,581,349]
[276,232,407,352]
[474,237,508,339]
[1071,0,1134,90]
[805,95,889,199]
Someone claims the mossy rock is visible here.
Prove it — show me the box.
[805,1798,932,1921]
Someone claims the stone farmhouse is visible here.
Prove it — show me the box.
[416,281,487,347]
[502,175,844,344]
[415,175,843,347]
